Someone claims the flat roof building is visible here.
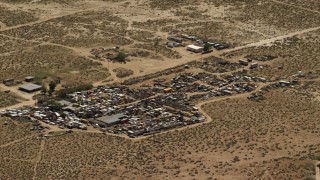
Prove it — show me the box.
[3,78,14,84]
[25,76,34,82]
[19,83,42,93]
[96,113,126,127]
[187,45,203,53]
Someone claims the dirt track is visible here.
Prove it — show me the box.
[225,26,320,52]
[269,0,320,14]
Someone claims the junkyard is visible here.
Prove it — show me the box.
[1,52,300,138]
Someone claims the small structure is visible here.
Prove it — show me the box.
[187,45,203,53]
[25,76,34,82]
[239,59,249,66]
[96,113,126,127]
[19,83,42,93]
[3,78,14,85]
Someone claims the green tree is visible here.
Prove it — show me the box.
[117,52,127,62]
[46,100,63,112]
[49,81,57,92]
[41,84,48,94]
[203,43,211,52]
[56,84,93,98]
[48,89,53,96]
[48,81,57,96]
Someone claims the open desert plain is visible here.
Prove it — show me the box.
[0,0,320,179]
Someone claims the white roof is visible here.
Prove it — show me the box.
[19,83,41,91]
[187,45,203,50]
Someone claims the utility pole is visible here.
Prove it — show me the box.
[316,162,320,180]
[34,92,38,106]
[201,54,204,65]
[108,60,110,70]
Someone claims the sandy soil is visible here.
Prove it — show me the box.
[0,0,319,179]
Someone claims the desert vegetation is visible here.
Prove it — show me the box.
[113,67,134,78]
[0,0,319,179]
[134,43,182,59]
[277,0,320,12]
[0,45,109,85]
[0,92,20,108]
[0,6,38,27]
[229,1,320,32]
[0,35,39,54]
[0,117,36,146]
[132,19,179,31]
[223,30,320,80]
[3,11,132,47]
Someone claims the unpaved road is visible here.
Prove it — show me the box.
[224,26,320,52]
[269,0,320,14]
[0,134,36,148]
[32,137,45,180]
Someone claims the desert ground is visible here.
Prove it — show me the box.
[0,0,319,179]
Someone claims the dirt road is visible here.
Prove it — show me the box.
[32,137,45,180]
[0,134,36,148]
[0,1,126,32]
[224,26,320,52]
[269,0,320,14]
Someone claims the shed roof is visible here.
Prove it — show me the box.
[19,83,41,91]
[187,45,203,50]
[58,100,73,106]
[97,113,126,125]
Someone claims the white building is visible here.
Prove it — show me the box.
[187,45,203,53]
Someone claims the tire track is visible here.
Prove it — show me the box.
[32,138,45,180]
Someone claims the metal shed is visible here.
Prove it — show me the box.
[19,83,42,93]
